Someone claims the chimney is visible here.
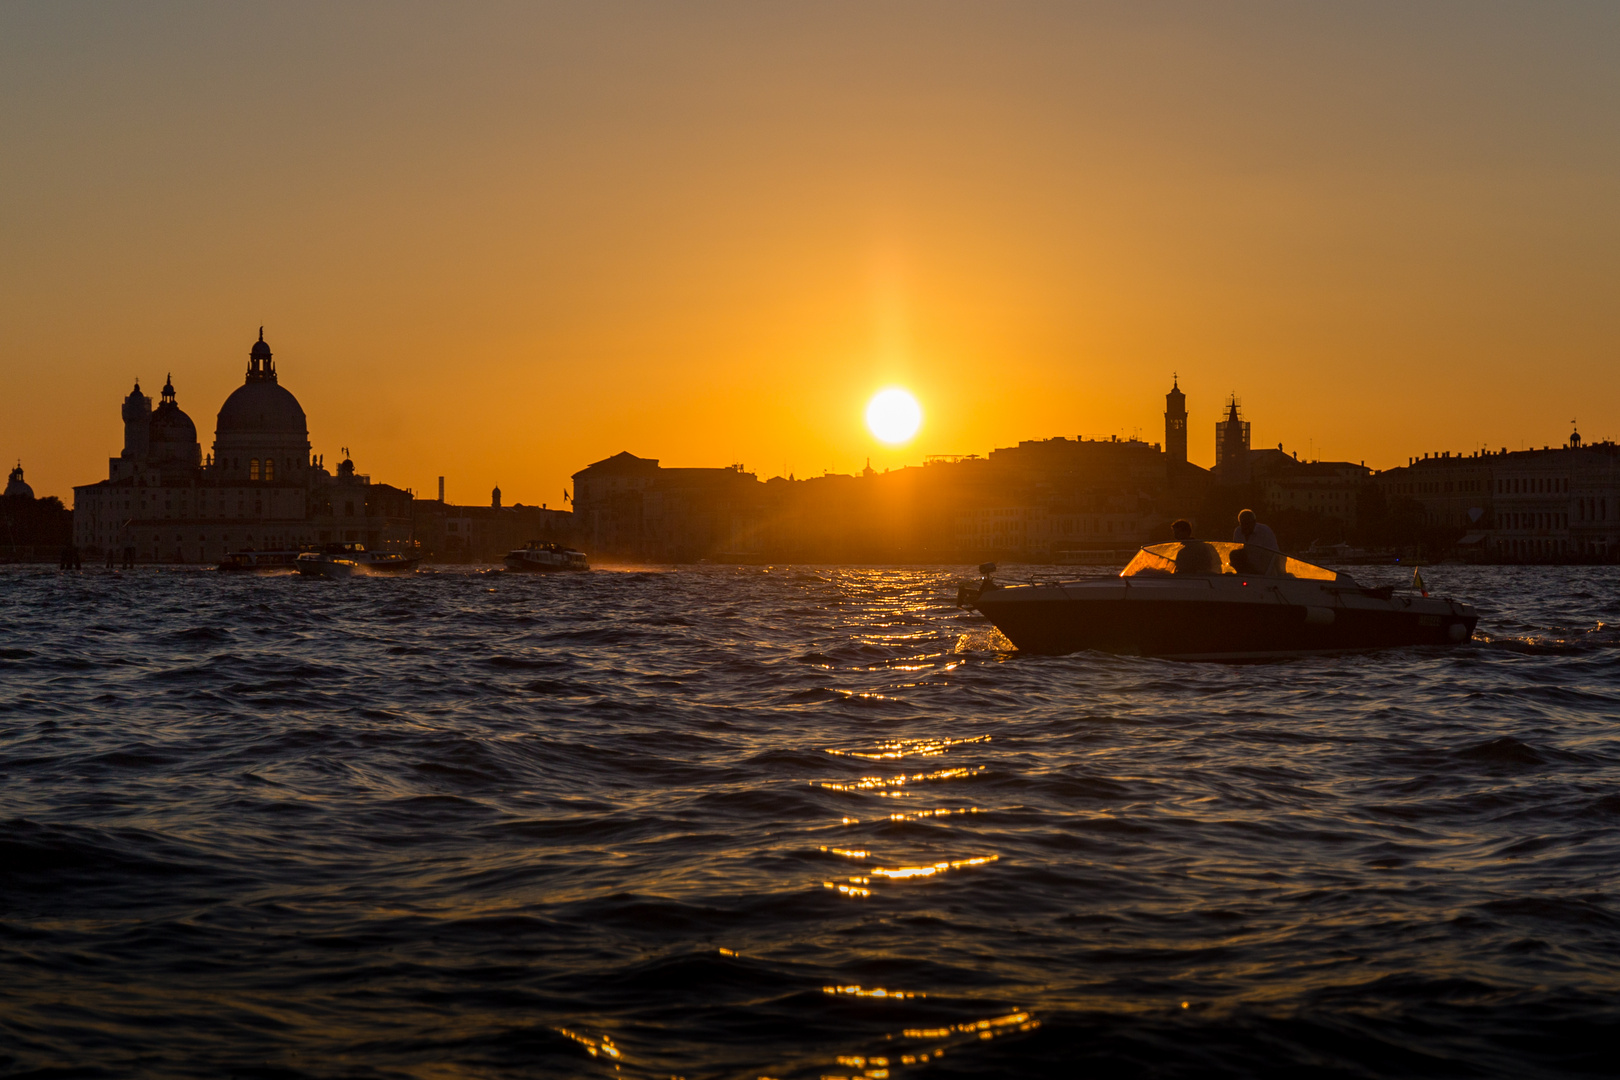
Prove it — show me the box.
[438,476,445,503]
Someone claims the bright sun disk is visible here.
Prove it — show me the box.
[866,388,922,444]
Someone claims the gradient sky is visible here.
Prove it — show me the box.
[3,2,1618,504]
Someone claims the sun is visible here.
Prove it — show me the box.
[865,388,922,444]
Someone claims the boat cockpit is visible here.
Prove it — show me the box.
[1120,542,1345,582]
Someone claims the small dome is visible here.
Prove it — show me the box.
[217,380,307,436]
[4,463,34,500]
[149,400,199,454]
[148,375,200,465]
[250,327,272,363]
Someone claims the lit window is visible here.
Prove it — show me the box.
[264,458,275,481]
[249,459,260,481]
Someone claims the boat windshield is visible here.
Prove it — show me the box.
[1120,542,1341,581]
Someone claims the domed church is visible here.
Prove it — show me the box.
[72,329,416,563]
[212,330,311,484]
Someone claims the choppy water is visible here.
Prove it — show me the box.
[2,563,1617,1078]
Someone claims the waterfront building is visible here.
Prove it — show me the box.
[572,453,764,562]
[1488,436,1620,560]
[411,490,573,562]
[73,330,416,562]
[2,464,72,560]
[571,379,1212,563]
[1257,456,1371,526]
[1372,433,1620,561]
[1376,451,1494,530]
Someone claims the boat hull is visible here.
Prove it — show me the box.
[503,556,588,572]
[974,581,1477,659]
[217,551,302,573]
[295,555,418,578]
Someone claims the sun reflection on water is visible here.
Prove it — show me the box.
[870,855,998,880]
[824,881,871,897]
[805,729,1019,1071]
[814,1010,1040,1079]
[825,735,991,761]
[818,766,986,793]
[555,1026,621,1061]
[823,985,924,999]
[886,807,983,822]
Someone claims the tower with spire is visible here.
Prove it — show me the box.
[1215,395,1251,485]
[1164,375,1187,468]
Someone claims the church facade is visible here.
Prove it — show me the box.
[73,331,415,563]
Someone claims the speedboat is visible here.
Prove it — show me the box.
[217,549,304,573]
[503,542,589,572]
[295,543,419,578]
[963,541,1477,659]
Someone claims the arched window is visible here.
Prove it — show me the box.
[249,459,260,481]
[264,458,275,481]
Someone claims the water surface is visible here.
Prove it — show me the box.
[2,564,1617,1077]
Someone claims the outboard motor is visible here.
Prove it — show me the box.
[956,562,998,608]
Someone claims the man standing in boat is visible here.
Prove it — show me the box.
[1232,509,1279,551]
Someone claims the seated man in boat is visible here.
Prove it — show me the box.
[1232,509,1279,550]
[1170,519,1222,575]
[1228,544,1278,575]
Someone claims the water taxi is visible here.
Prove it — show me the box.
[295,543,419,578]
[503,542,590,573]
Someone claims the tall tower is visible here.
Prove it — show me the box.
[121,381,152,461]
[1215,395,1251,485]
[1164,376,1187,467]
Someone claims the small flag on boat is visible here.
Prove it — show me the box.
[1412,568,1428,597]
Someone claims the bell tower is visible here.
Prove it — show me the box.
[1216,395,1251,485]
[1164,375,1187,467]
[121,381,152,461]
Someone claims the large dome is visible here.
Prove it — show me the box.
[217,380,307,435]
[216,330,308,436]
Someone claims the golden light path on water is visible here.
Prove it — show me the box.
[558,724,1022,1078]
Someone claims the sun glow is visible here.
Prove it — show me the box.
[865,388,922,444]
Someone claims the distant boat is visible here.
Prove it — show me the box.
[504,542,590,573]
[295,543,419,578]
[964,541,1478,659]
[217,549,304,573]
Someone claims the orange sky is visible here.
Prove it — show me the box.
[3,3,1618,504]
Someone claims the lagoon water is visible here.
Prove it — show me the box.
[2,564,1617,1078]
